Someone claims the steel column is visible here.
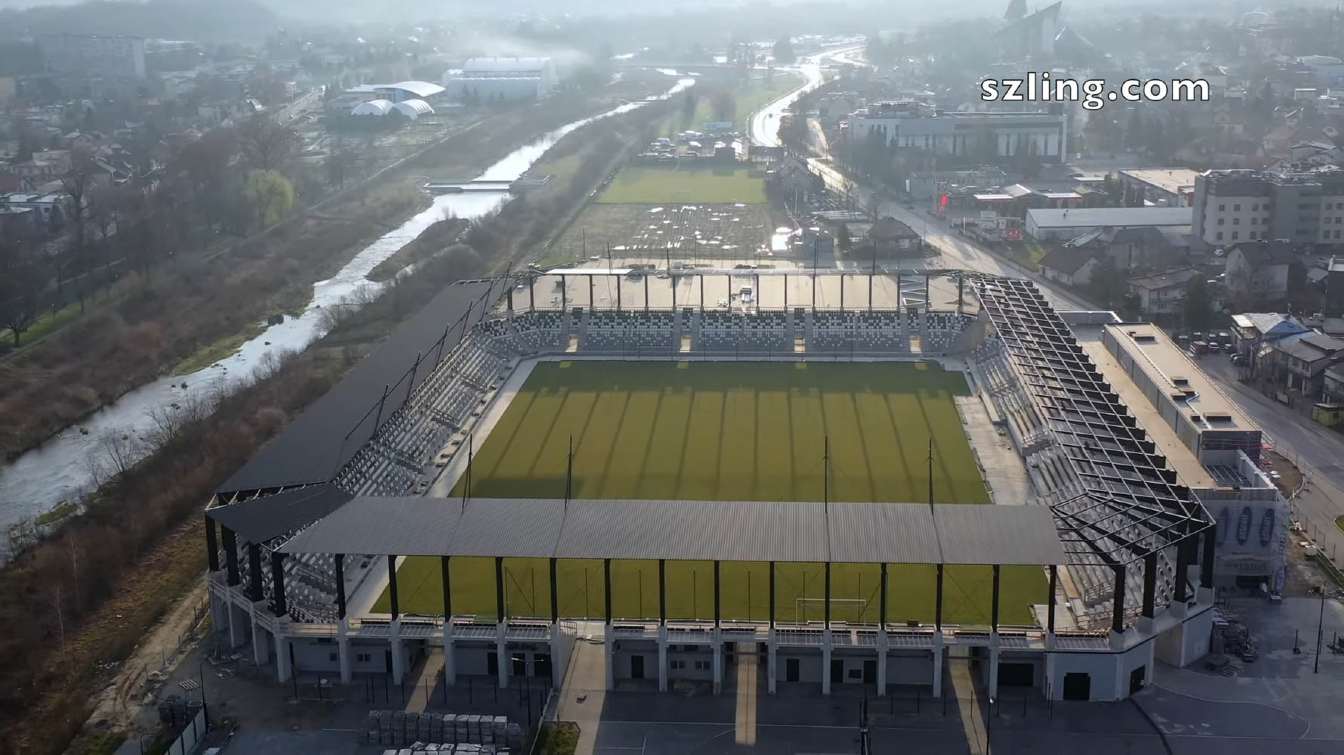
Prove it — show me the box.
[205,515,219,572]
[991,565,1000,632]
[223,527,239,586]
[494,556,505,622]
[934,564,944,629]
[247,543,263,602]
[270,551,287,617]
[1201,524,1217,589]
[388,554,400,619]
[658,559,666,622]
[1047,565,1057,634]
[1142,553,1157,618]
[335,554,347,620]
[603,559,613,622]
[441,555,451,618]
[1111,565,1126,634]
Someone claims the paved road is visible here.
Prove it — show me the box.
[749,46,862,149]
[799,152,1344,561]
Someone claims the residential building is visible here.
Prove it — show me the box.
[1326,256,1344,315]
[859,216,921,256]
[1298,55,1344,89]
[1229,312,1310,362]
[1192,168,1344,251]
[1324,365,1344,403]
[847,100,1068,162]
[38,33,146,79]
[1024,206,1192,242]
[443,57,560,102]
[1223,240,1298,307]
[1118,169,1199,207]
[1039,248,1102,287]
[1063,226,1180,271]
[1128,268,1200,318]
[0,192,68,232]
[1261,331,1344,396]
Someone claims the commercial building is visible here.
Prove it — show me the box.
[848,101,1068,162]
[202,273,1232,707]
[1083,323,1286,592]
[1025,207,1192,242]
[38,33,146,79]
[1192,168,1344,250]
[443,57,560,102]
[1118,169,1199,207]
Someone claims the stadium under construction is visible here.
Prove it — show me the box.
[204,268,1287,703]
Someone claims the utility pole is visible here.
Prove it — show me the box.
[1316,585,1327,674]
[461,434,473,514]
[927,437,935,508]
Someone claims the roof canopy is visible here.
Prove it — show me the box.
[280,497,1066,566]
[208,484,351,543]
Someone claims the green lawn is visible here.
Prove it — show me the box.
[597,166,767,205]
[376,362,1047,626]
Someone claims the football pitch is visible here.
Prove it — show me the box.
[375,361,1047,626]
[597,165,767,204]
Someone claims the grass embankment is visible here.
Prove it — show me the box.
[11,77,677,755]
[378,362,1045,626]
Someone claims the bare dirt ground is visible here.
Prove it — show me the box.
[85,579,210,738]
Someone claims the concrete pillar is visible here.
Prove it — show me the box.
[931,634,944,698]
[767,628,777,695]
[210,588,227,629]
[711,630,723,695]
[604,624,615,689]
[495,623,508,689]
[338,634,352,684]
[390,620,405,685]
[821,630,833,696]
[548,628,563,689]
[443,622,456,688]
[876,630,888,696]
[1044,646,1057,701]
[987,640,1000,702]
[274,631,291,683]
[657,625,669,692]
[227,601,245,648]
[251,617,270,666]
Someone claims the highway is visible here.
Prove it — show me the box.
[746,73,1344,568]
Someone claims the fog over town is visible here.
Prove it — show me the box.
[2,1,1344,754]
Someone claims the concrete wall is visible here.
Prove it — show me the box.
[775,650,824,684]
[1156,609,1214,667]
[887,652,934,686]
[290,637,415,676]
[1046,641,1156,701]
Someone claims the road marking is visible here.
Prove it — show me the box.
[734,642,758,744]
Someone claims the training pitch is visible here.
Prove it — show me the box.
[597,166,767,205]
[375,361,1047,625]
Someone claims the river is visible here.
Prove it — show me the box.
[0,76,694,541]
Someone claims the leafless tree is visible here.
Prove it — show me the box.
[237,114,300,174]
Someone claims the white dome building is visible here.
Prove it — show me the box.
[391,99,434,120]
[350,99,394,117]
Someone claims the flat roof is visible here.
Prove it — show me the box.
[208,484,352,543]
[1120,168,1200,196]
[1076,331,1218,489]
[1027,207,1192,229]
[280,497,1066,566]
[218,279,500,494]
[1101,322,1255,435]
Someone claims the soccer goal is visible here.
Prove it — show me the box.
[793,597,871,625]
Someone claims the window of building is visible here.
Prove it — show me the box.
[1218,218,1225,225]
[1232,218,1239,225]
[1233,203,1241,211]
[1232,231,1239,240]
[1218,203,1226,211]
[1216,232,1224,240]
[329,652,338,662]
[357,653,372,663]
[1249,231,1257,240]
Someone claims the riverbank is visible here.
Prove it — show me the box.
[0,78,662,467]
[4,79,680,755]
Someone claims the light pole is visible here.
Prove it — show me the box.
[1316,585,1327,674]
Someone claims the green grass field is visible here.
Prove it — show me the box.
[376,362,1048,626]
[597,166,767,205]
